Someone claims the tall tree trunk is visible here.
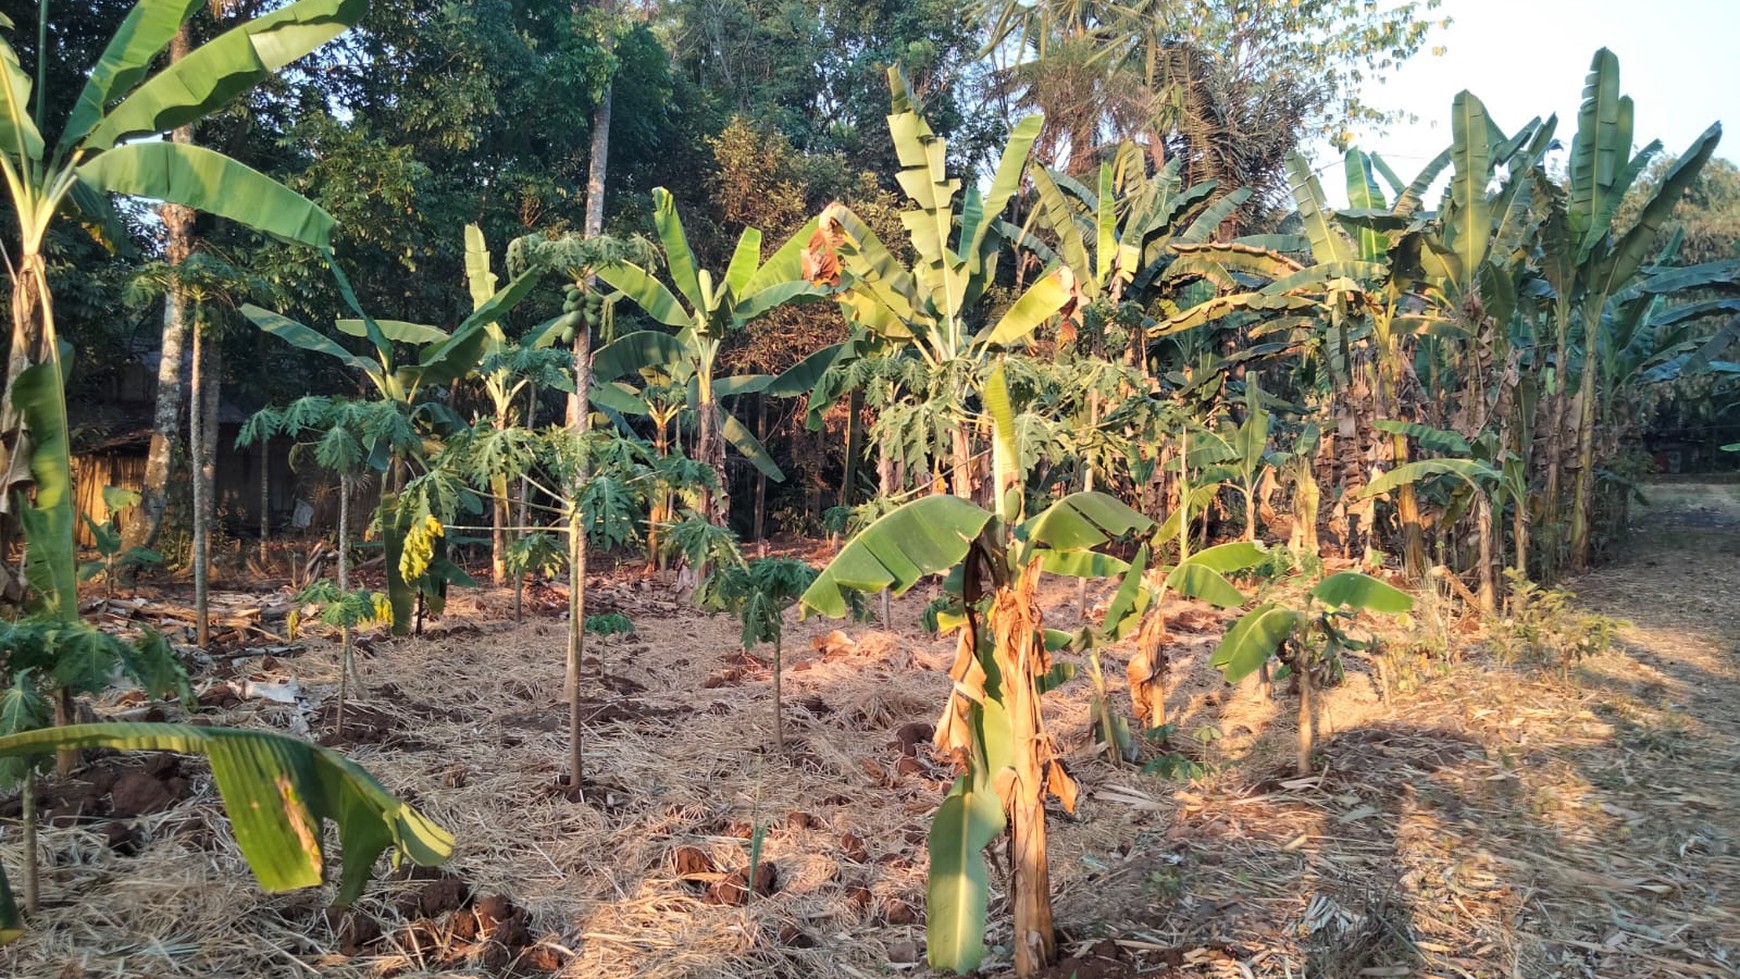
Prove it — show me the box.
[565,294,593,790]
[840,389,862,510]
[189,320,210,647]
[131,26,196,552]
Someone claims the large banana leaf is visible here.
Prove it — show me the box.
[337,319,447,344]
[1309,572,1413,614]
[1445,91,1492,287]
[241,305,372,372]
[0,39,43,162]
[0,721,453,941]
[1211,602,1300,683]
[1164,541,1266,609]
[81,0,365,151]
[79,142,336,248]
[12,356,76,622]
[1021,491,1152,553]
[596,263,692,329]
[58,0,204,153]
[720,410,783,481]
[977,268,1072,347]
[926,778,1005,973]
[1286,153,1353,265]
[799,496,994,619]
[1360,458,1497,499]
[651,187,706,313]
[591,329,687,382]
[1595,124,1722,298]
[1568,48,1627,256]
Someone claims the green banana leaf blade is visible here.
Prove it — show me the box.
[926,778,1006,973]
[799,496,993,619]
[0,722,454,942]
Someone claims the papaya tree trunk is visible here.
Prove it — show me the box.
[1295,654,1314,777]
[200,338,220,618]
[771,634,783,752]
[566,286,593,790]
[257,438,269,565]
[336,472,352,737]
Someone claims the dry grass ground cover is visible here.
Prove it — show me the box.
[3,483,1738,979]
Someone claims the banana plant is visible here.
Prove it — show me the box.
[1124,539,1268,734]
[1015,142,1239,372]
[463,223,574,584]
[1540,49,1722,570]
[0,722,453,941]
[79,487,163,599]
[802,67,1073,500]
[1361,421,1509,611]
[0,0,364,601]
[593,188,827,523]
[802,366,1150,977]
[1211,571,1413,775]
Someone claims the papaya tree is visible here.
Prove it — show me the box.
[698,554,818,752]
[1211,571,1413,775]
[0,0,365,601]
[802,366,1150,976]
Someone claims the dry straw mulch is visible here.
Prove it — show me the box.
[4,482,1739,978]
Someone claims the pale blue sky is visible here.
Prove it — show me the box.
[1316,0,1738,189]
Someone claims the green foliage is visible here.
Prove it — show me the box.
[78,486,162,588]
[506,532,567,580]
[701,557,818,650]
[583,612,636,636]
[1490,570,1628,677]
[294,579,388,631]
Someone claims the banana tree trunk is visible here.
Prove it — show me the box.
[1476,492,1496,613]
[0,253,54,598]
[566,283,593,790]
[695,387,728,525]
[131,26,195,553]
[1569,339,1599,571]
[995,566,1057,975]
